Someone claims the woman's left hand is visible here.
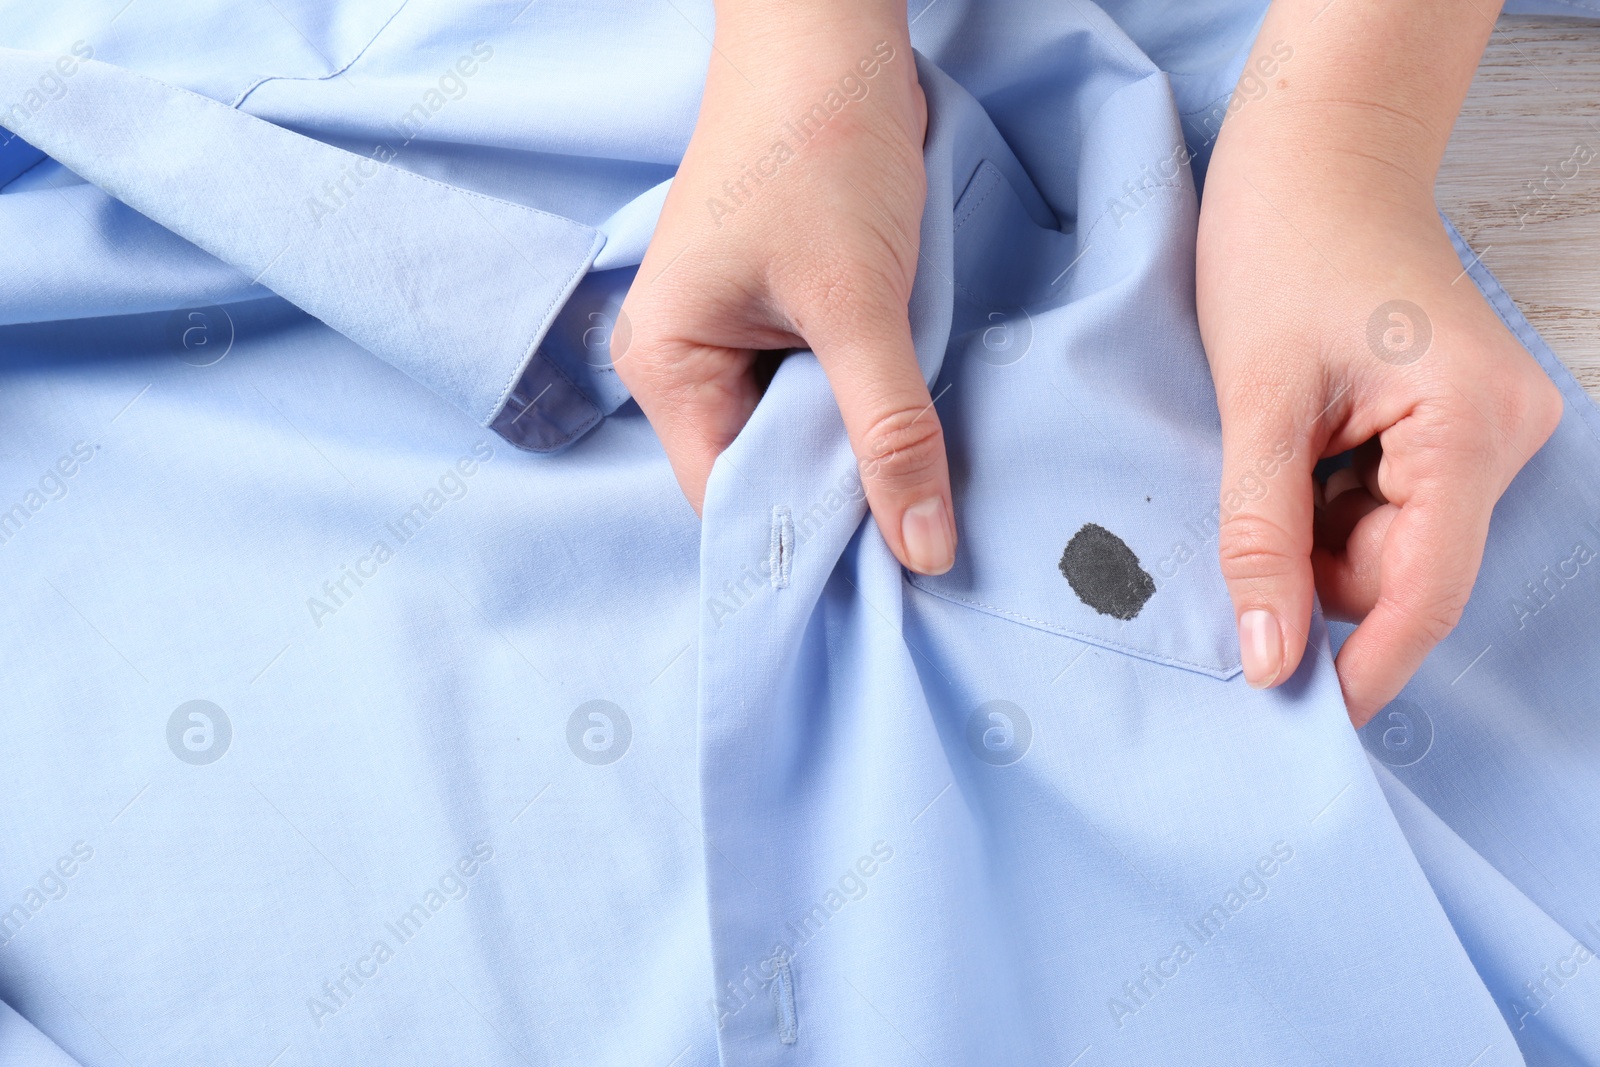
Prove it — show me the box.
[1196,0,1563,725]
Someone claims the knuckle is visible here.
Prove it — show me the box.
[781,272,856,339]
[856,406,944,486]
[1426,366,1563,476]
[1216,512,1303,584]
[798,268,878,327]
[1385,589,1466,648]
[612,337,707,407]
[786,255,909,334]
[609,331,664,385]
[1409,395,1497,469]
[1474,366,1560,436]
[812,274,862,321]
[1521,374,1565,447]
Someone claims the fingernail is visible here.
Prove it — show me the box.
[902,497,955,576]
[1324,468,1360,503]
[1239,609,1284,689]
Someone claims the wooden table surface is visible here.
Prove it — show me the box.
[1438,16,1600,399]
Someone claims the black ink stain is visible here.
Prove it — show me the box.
[1059,523,1155,621]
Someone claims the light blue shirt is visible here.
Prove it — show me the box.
[2,2,1599,1064]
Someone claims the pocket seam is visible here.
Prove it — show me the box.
[953,161,1005,235]
[230,0,414,107]
[907,572,1243,680]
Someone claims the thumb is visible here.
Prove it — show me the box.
[611,313,760,515]
[1214,395,1319,688]
[806,290,956,576]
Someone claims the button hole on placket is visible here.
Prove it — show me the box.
[771,957,798,1045]
[770,506,794,589]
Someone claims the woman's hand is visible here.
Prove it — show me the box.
[1198,0,1563,725]
[614,0,956,575]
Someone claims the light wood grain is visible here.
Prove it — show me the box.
[1438,16,1600,399]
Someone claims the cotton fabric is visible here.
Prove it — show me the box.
[2,2,1599,1065]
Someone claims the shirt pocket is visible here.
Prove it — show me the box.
[908,157,1250,680]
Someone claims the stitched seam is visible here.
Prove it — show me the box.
[79,58,587,226]
[229,0,414,108]
[949,160,1083,309]
[487,230,605,426]
[0,148,51,192]
[1445,214,1600,451]
[952,162,1003,234]
[1524,0,1600,12]
[384,166,588,221]
[27,51,603,428]
[1179,88,1234,119]
[497,367,599,449]
[500,405,599,452]
[905,573,1241,677]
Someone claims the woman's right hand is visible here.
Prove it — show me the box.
[613,0,958,576]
